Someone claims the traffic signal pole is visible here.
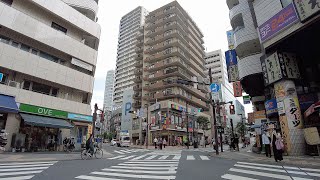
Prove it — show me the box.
[209,68,219,155]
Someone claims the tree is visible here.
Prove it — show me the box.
[196,116,210,136]
[236,122,247,137]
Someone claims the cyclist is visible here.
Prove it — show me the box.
[86,134,94,157]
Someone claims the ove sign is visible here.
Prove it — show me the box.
[37,108,53,116]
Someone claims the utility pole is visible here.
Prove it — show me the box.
[186,102,189,149]
[209,68,219,155]
[145,105,149,149]
[92,103,98,137]
[217,104,223,152]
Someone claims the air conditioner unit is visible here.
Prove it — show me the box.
[8,81,20,88]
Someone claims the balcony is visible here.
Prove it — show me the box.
[134,69,142,75]
[133,85,142,91]
[132,102,142,108]
[229,0,260,58]
[135,47,143,53]
[62,0,98,21]
[227,0,240,10]
[133,93,142,99]
[238,53,263,79]
[133,76,142,83]
[0,83,91,115]
[134,61,143,67]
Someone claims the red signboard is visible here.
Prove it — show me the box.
[233,81,242,97]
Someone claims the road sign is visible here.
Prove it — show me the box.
[0,73,3,82]
[210,83,220,92]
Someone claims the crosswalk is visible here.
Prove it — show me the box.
[108,154,210,161]
[0,161,58,180]
[221,161,320,180]
[76,159,179,180]
[113,149,149,155]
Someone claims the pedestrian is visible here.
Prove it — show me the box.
[262,130,271,158]
[154,137,158,149]
[272,130,284,162]
[234,134,239,151]
[158,138,163,150]
[212,138,216,150]
[163,138,167,148]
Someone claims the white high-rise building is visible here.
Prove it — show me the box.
[0,0,100,151]
[103,70,115,111]
[113,6,148,106]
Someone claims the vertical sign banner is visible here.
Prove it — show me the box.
[233,81,242,97]
[265,99,278,116]
[226,30,235,50]
[278,52,301,79]
[225,50,239,82]
[294,0,320,22]
[284,97,303,129]
[279,115,291,154]
[243,95,251,104]
[121,89,134,133]
[258,3,299,43]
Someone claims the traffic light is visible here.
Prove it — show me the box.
[229,105,235,114]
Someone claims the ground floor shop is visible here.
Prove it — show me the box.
[150,129,203,146]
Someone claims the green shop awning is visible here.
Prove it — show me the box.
[21,113,74,129]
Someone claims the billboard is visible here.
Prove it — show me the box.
[265,99,278,116]
[225,50,239,82]
[233,81,242,97]
[226,30,235,50]
[258,3,299,43]
[121,89,134,133]
[294,0,320,22]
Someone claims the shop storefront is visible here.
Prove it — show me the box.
[68,113,92,150]
[17,104,73,152]
[0,93,19,151]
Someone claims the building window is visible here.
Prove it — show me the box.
[20,44,30,52]
[32,82,51,95]
[39,51,59,63]
[0,73,8,84]
[51,22,67,34]
[11,41,19,48]
[280,0,292,8]
[31,49,39,55]
[0,113,8,130]
[0,35,9,44]
[22,80,31,90]
[1,0,13,5]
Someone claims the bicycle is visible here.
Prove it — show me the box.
[81,143,103,160]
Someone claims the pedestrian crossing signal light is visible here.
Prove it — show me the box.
[229,105,235,115]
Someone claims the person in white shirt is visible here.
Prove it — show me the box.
[153,138,158,149]
[262,131,271,158]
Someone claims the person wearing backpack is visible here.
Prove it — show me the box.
[272,130,284,162]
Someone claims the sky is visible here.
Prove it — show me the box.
[91,0,253,115]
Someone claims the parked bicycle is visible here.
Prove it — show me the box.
[81,143,103,160]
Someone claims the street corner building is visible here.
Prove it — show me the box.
[130,1,213,146]
[0,0,100,152]
[226,0,320,156]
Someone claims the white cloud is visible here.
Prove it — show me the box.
[91,0,250,112]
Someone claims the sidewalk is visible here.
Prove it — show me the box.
[0,150,112,162]
[210,144,320,166]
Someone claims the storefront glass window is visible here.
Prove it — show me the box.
[0,113,7,130]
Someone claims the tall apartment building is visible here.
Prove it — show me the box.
[103,70,115,111]
[227,0,320,155]
[0,0,100,151]
[132,1,210,145]
[113,7,149,106]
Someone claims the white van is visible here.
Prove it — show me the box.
[120,136,130,147]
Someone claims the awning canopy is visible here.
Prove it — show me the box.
[251,124,261,129]
[0,94,19,113]
[73,121,90,127]
[21,113,73,129]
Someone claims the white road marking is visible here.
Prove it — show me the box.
[0,164,54,169]
[0,175,35,180]
[120,155,135,160]
[199,156,209,160]
[114,150,125,154]
[0,161,57,166]
[234,164,286,173]
[145,155,158,160]
[306,172,320,177]
[292,177,314,180]
[229,168,292,180]
[0,171,43,177]
[111,166,178,170]
[131,154,148,160]
[127,160,179,162]
[125,161,178,164]
[237,161,283,168]
[221,174,258,180]
[187,155,195,160]
[173,155,181,160]
[91,171,176,179]
[287,170,308,175]
[118,163,178,167]
[108,155,125,160]
[301,167,320,173]
[119,150,131,153]
[102,168,176,174]
[76,175,124,180]
[159,155,169,160]
[0,167,48,172]
[284,166,300,170]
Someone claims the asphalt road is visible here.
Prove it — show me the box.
[1,146,319,180]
